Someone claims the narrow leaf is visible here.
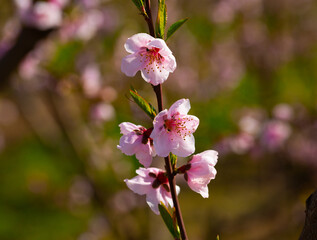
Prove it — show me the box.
[166,18,188,40]
[131,0,147,17]
[131,0,142,9]
[170,153,177,168]
[155,0,167,38]
[129,89,157,119]
[158,203,181,239]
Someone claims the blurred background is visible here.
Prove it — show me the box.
[0,0,317,239]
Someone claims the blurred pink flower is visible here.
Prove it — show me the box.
[15,0,63,30]
[151,99,199,157]
[261,120,291,151]
[118,122,156,167]
[121,33,176,86]
[273,103,294,121]
[75,10,104,41]
[182,150,218,198]
[19,53,41,80]
[90,103,115,122]
[229,133,255,154]
[81,63,102,98]
[124,168,180,214]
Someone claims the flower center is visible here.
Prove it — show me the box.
[134,127,153,145]
[149,171,169,191]
[139,47,164,74]
[164,114,195,140]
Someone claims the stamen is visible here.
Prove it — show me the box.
[139,47,165,74]
[164,114,196,139]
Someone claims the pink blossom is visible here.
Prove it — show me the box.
[90,103,115,122]
[150,99,199,157]
[15,0,63,30]
[273,103,293,121]
[80,63,102,98]
[121,33,176,86]
[183,150,218,198]
[117,122,156,167]
[261,120,291,151]
[124,168,180,214]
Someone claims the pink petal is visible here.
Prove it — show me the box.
[163,55,177,72]
[124,175,152,195]
[160,187,173,207]
[119,122,139,135]
[117,133,142,155]
[192,150,218,166]
[145,189,161,214]
[168,99,191,118]
[124,33,154,53]
[135,144,154,168]
[136,167,160,177]
[184,115,200,132]
[187,172,211,198]
[153,131,174,157]
[140,63,170,85]
[121,53,143,77]
[171,134,195,157]
[151,110,168,138]
[147,39,172,56]
[189,162,213,176]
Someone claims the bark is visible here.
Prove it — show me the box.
[0,26,53,90]
[299,190,317,240]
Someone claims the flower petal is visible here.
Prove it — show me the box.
[153,131,174,157]
[135,143,155,168]
[124,175,152,195]
[171,134,195,157]
[146,188,163,215]
[168,99,191,118]
[121,53,143,77]
[163,54,177,72]
[140,62,170,85]
[117,133,142,155]
[119,122,139,135]
[147,39,172,56]
[124,33,154,53]
[192,150,218,166]
[151,110,168,138]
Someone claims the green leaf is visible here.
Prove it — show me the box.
[131,0,147,17]
[169,153,177,168]
[155,0,167,38]
[166,18,188,40]
[158,203,180,239]
[129,89,157,119]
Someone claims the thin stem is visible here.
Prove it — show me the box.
[165,155,188,240]
[144,0,155,37]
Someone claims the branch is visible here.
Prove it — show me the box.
[299,189,317,240]
[0,26,54,90]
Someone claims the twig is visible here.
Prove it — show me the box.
[0,26,53,90]
[299,189,317,240]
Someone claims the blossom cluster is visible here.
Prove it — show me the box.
[119,33,218,214]
[15,0,68,30]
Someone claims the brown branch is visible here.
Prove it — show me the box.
[0,26,53,90]
[144,0,155,37]
[299,189,317,240]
